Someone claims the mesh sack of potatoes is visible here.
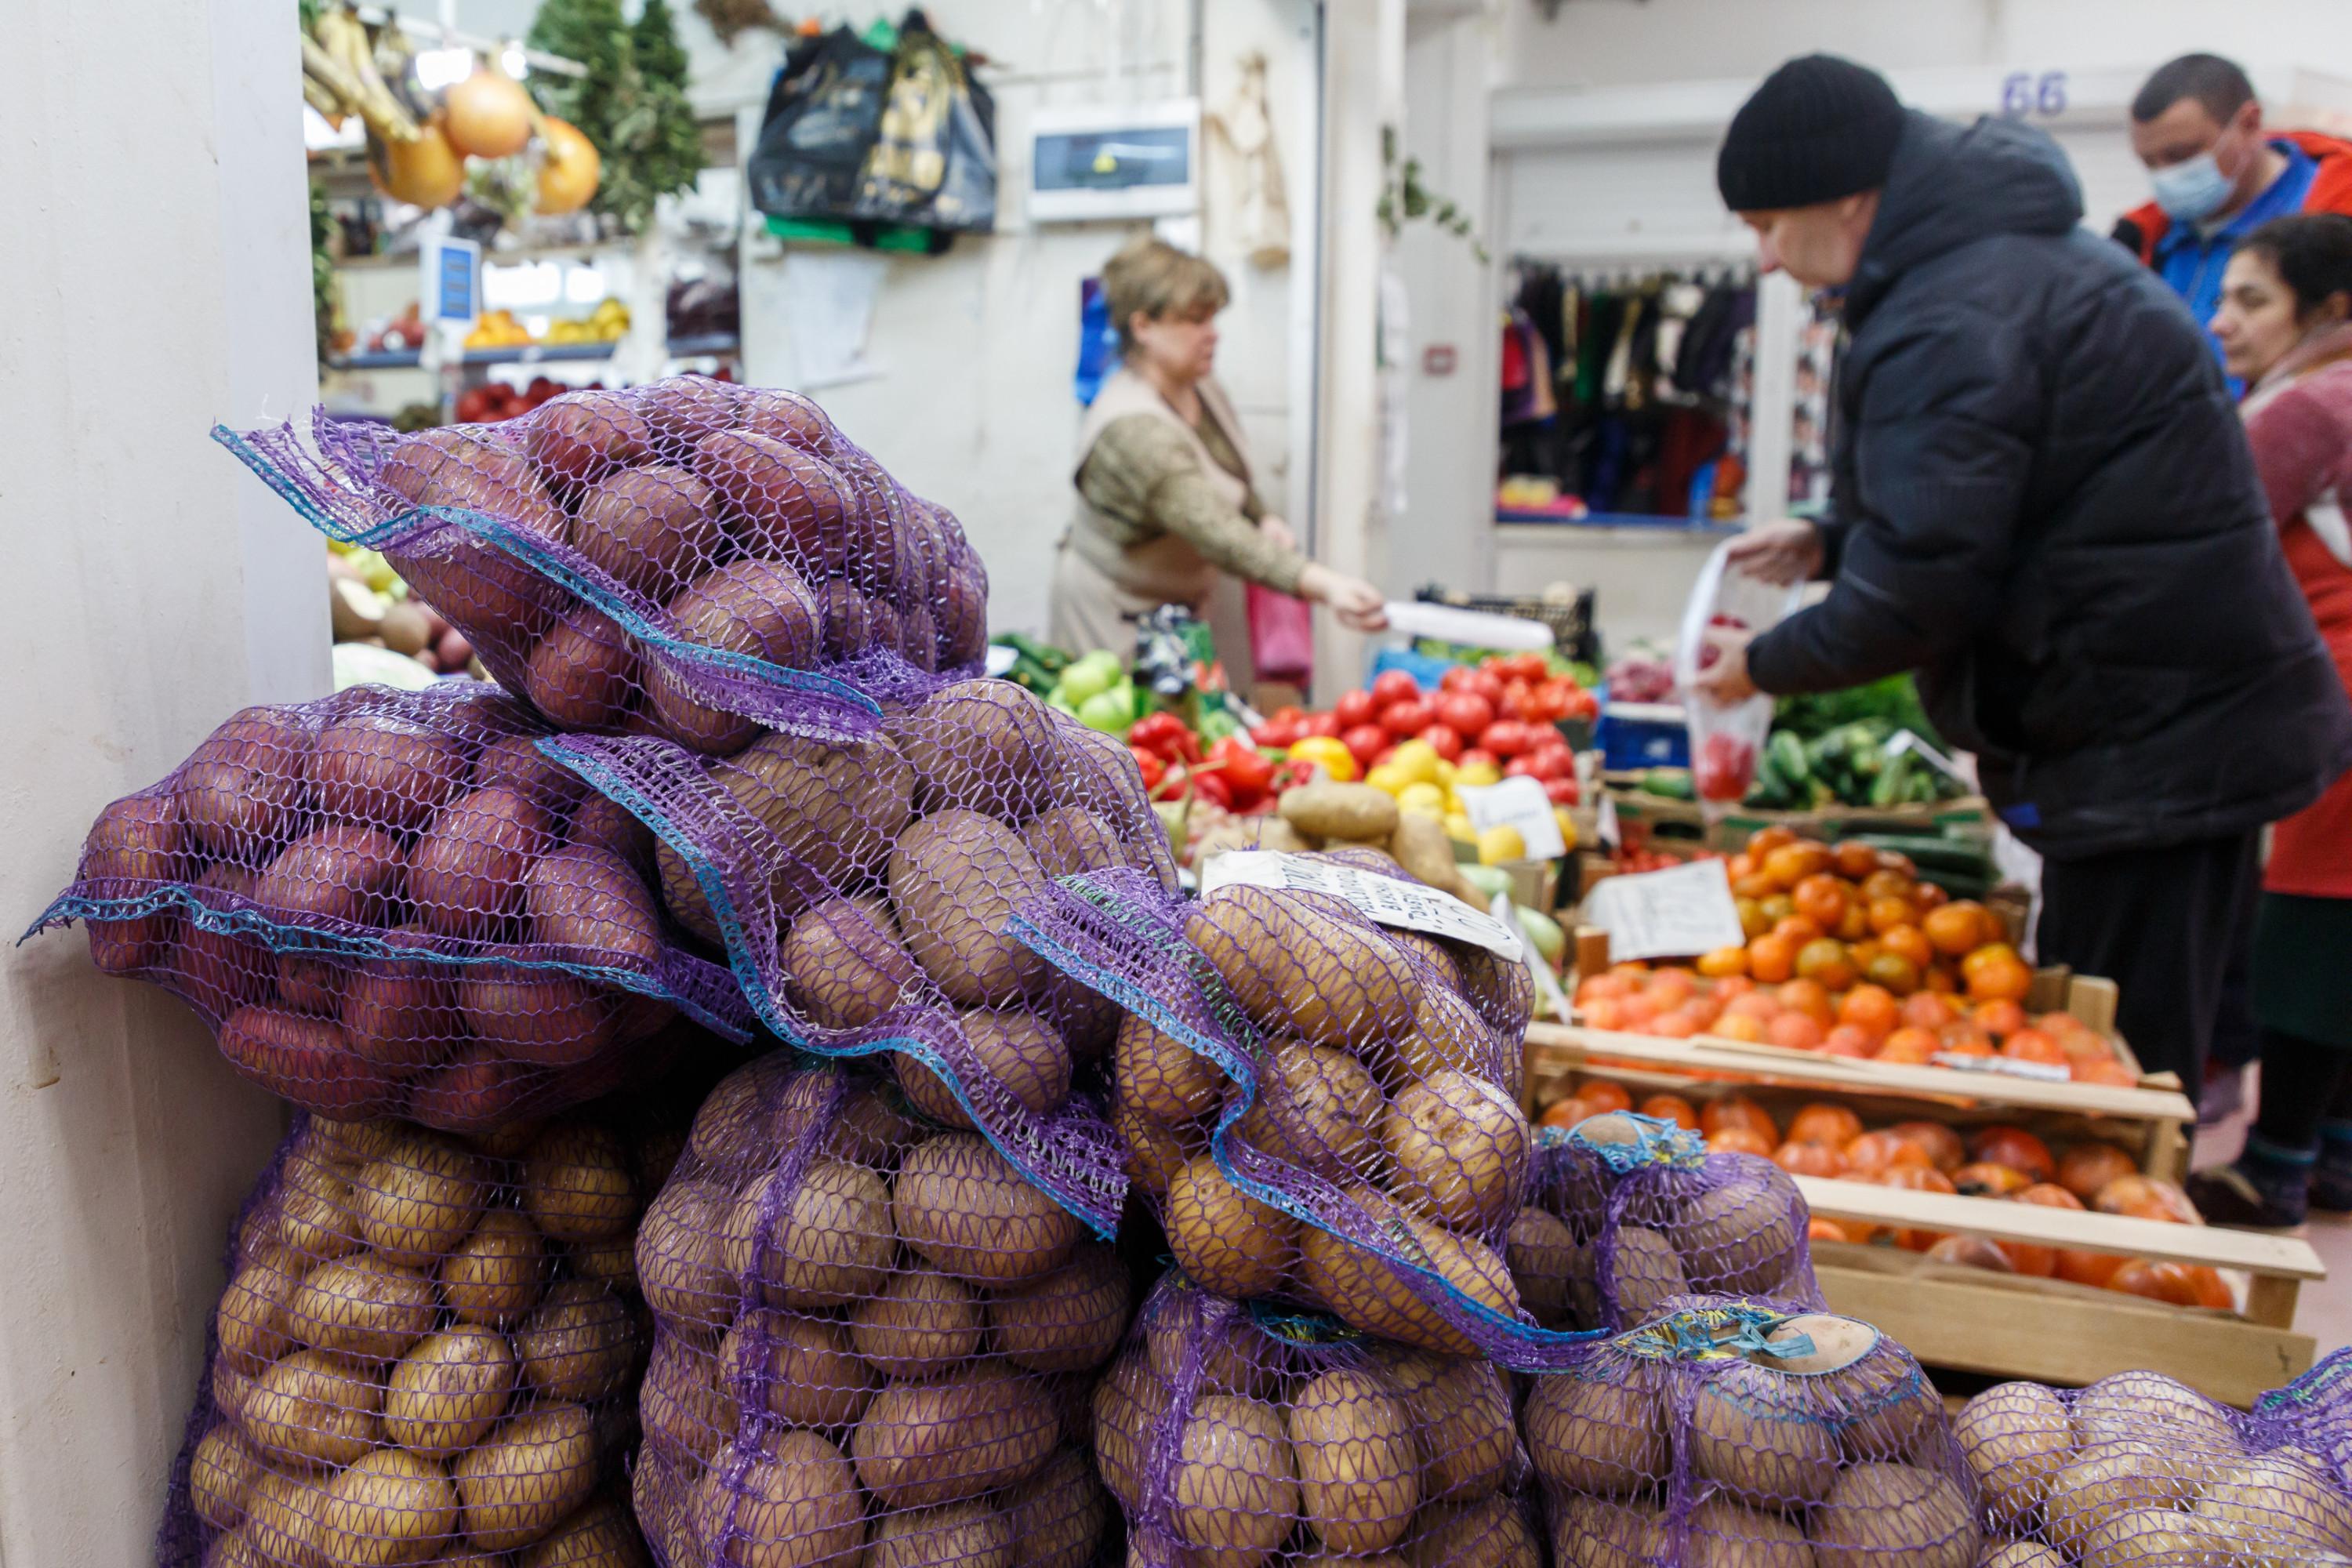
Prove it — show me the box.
[1530,1298,1980,1568]
[1520,1112,1822,1333]
[1097,1271,1543,1568]
[27,682,755,1131]
[218,376,988,749]
[2248,1347,2352,1485]
[156,1101,689,1568]
[1953,1370,2352,1566]
[533,674,1179,1236]
[627,1051,1131,1568]
[1012,856,1579,1367]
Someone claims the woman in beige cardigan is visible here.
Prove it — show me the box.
[1049,238,1387,667]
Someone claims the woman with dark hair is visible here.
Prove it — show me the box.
[2191,212,2352,1225]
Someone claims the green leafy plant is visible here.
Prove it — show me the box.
[526,0,704,234]
[310,176,338,365]
[1376,125,1487,261]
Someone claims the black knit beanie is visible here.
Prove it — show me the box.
[1717,54,1905,212]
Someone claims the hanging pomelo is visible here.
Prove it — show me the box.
[535,118,601,216]
[378,117,465,209]
[444,67,534,159]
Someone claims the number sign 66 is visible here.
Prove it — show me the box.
[2001,71,2069,118]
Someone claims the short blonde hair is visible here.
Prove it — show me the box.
[1102,238,1230,355]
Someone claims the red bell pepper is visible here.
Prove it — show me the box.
[1128,712,1200,765]
[1189,769,1236,810]
[1209,735,1276,808]
[1544,776,1581,806]
[1301,711,1342,739]
[1129,745,1168,794]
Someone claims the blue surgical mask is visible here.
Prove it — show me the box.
[2152,150,2234,223]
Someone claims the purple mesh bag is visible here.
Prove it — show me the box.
[1098,1272,1542,1568]
[630,1052,1127,1568]
[535,676,1176,1240]
[1525,1111,1821,1333]
[24,682,753,1130]
[214,376,990,749]
[1955,1368,2352,1566]
[1010,855,1588,1369]
[1529,1298,1980,1568]
[155,1100,688,1568]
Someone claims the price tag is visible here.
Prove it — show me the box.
[1456,777,1566,859]
[1200,851,1525,962]
[1596,793,1621,855]
[983,644,1019,677]
[1929,1052,2071,1083]
[1580,858,1744,961]
[1886,729,1971,786]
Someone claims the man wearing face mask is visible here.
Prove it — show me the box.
[1691,54,2352,1093]
[2121,53,2352,364]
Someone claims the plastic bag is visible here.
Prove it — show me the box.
[217,376,990,750]
[1526,1111,1822,1331]
[1675,539,1802,808]
[539,676,1171,1239]
[1530,1299,1980,1567]
[630,1054,1123,1568]
[157,1099,691,1567]
[1097,1272,1541,1568]
[1245,583,1314,686]
[25,682,753,1130]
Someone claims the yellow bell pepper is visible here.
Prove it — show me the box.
[1288,735,1356,782]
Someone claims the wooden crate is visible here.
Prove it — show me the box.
[1602,781,1992,848]
[1791,1175,2325,1407]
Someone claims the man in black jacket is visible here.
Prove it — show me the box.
[1693,54,2352,1087]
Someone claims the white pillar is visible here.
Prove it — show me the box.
[0,0,326,1556]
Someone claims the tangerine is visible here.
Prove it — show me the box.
[2056,1144,2138,1202]
[1747,934,1796,984]
[1923,900,1991,956]
[1952,1162,2031,1196]
[1714,975,1758,1000]
[1637,1094,1699,1131]
[1538,1097,1593,1129]
[1822,1025,1877,1058]
[1648,1010,1700,1039]
[1581,998,1628,1031]
[1838,983,1900,1034]
[2056,1250,2125,1288]
[1938,1024,1994,1056]
[1966,952,2033,1004]
[1969,1126,2056,1183]
[1646,967,1697,1004]
[1714,1013,1769,1044]
[1700,1095,1780,1145]
[1773,914,1826,946]
[1862,952,1922,996]
[1748,826,1798,855]
[1733,872,1779,901]
[1788,1104,1865,1147]
[1879,924,1936,971]
[1837,902,1873,942]
[1758,894,1796,925]
[1767,1013,1826,1051]
[1831,839,1882,880]
[1705,1127,1775,1158]
[1860,869,1915,904]
[1577,971,1638,1003]
[1900,992,1957,1031]
[1867,895,1917,935]
[1793,873,1849,928]
[1924,967,1960,995]
[1578,1080,1633,1116]
[1617,992,1662,1027]
[2070,1059,2136,1087]
[1777,978,1835,1023]
[1875,1025,1940,1065]
[1973,999,2027,1037]
[1846,1131,1934,1174]
[1888,1122,1965,1172]
[1795,938,1857,991]
[1913,881,1950,912]
[2000,1029,2067,1066]
[1723,992,1780,1022]
[2107,1261,2225,1308]
[1695,946,1749,979]
[1927,1235,2016,1272]
[1774,1141,1848,1178]
[1736,898,1772,939]
[1762,842,1831,888]
[1808,1217,1854,1243]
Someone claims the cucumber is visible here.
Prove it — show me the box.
[1642,768,1695,801]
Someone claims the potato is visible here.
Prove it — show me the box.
[852,1363,1062,1508]
[849,1262,983,1377]
[1287,1368,1420,1555]
[1167,1154,1297,1299]
[1809,1461,1979,1568]
[179,706,312,860]
[689,1428,866,1568]
[722,1308,877,1431]
[523,1123,637,1243]
[2194,1446,2352,1565]
[218,1004,394,1119]
[242,1464,334,1568]
[524,847,663,970]
[724,1158,895,1311]
[900,1008,1073,1129]
[408,1044,539,1135]
[691,430,853,572]
[518,1498,652,1568]
[84,790,189,884]
[337,930,459,1071]
[1604,1225,1686,1323]
[1365,1345,1514,1503]
[888,810,1051,1007]
[640,375,743,452]
[1523,1370,1665,1494]
[276,1156,365,1265]
[1171,1393,1298,1568]
[885,680,1059,815]
[1091,1352,1173,1512]
[567,793,654,869]
[1380,984,1502,1091]
[641,1334,731,1466]
[637,1178,739,1331]
[647,560,822,754]
[1979,1545,2065,1568]
[782,897,920,1029]
[455,967,617,1067]
[307,712,468,835]
[893,1132,1080,1286]
[245,1348,383,1468]
[1001,1447,1107,1568]
[1667,1160,1803,1294]
[252,825,405,927]
[514,1279,637,1402]
[1685,1355,1840,1508]
[1383,1069,1530,1232]
[526,391,650,489]
[1955,1381,2074,1526]
[317,1446,460,1568]
[1299,1187,1521,1356]
[1113,1011,1225,1126]
[1229,1040,1382,1180]
[452,1404,600,1552]
[356,1133,494,1267]
[2046,1448,2188,1554]
[2071,1370,2244,1466]
[1193,815,1315,869]
[2075,1509,2226,1567]
[986,1244,1130,1373]
[865,1501,1011,1568]
[191,1423,265,1530]
[1112,1081,1205,1199]
[1504,1206,1582,1326]
[571,464,723,602]
[285,1251,437,1361]
[1685,1495,1811,1568]
[383,1323,518,1459]
[1405,1494,1540,1568]
[1022,803,1127,882]
[408,786,554,938]
[1280,783,1400,842]
[472,734,589,817]
[1189,887,1419,1046]
[440,1208,548,1327]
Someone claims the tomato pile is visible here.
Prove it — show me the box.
[1251,652,1596,779]
[1538,1085,2225,1308]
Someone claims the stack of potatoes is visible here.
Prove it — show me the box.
[1094,1275,1538,1568]
[1511,1111,1817,1333]
[50,681,749,1131]
[1190,782,1496,912]
[173,1108,678,1567]
[630,1054,1126,1568]
[1105,852,1541,1356]
[1530,1305,1980,1568]
[1955,1370,2352,1566]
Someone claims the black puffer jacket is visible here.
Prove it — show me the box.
[1748,111,2352,858]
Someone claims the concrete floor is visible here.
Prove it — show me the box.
[2194,1065,2352,1354]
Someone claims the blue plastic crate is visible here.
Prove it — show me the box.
[1365,645,1457,693]
[1595,700,1690,771]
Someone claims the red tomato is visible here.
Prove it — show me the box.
[1480,720,1534,757]
[1528,681,1573,721]
[1493,652,1549,682]
[1334,690,1377,729]
[1467,670,1505,705]
[1457,749,1499,772]
[1527,742,1576,780]
[1505,756,1543,779]
[1564,688,1600,721]
[1341,724,1390,769]
[1435,692,1495,739]
[1382,699,1435,737]
[1498,681,1533,721]
[1543,776,1581,805]
[1417,724,1464,762]
[1371,670,1422,710]
[1439,666,1479,692]
[1301,711,1341,739]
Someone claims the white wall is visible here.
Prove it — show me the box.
[0,0,325,1555]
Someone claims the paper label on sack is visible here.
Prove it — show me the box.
[1457,777,1567,859]
[1581,858,1745,961]
[1200,851,1525,961]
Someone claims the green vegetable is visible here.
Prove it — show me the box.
[1457,865,1512,898]
[1055,651,1123,706]
[1773,673,1940,744]
[1515,906,1566,965]
[1642,768,1694,801]
[1076,681,1138,734]
[527,0,703,234]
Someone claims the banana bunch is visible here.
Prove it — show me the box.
[303,4,420,144]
